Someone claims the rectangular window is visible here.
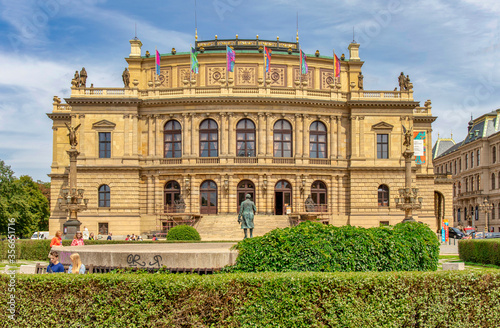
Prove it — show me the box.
[99,132,111,158]
[377,134,388,159]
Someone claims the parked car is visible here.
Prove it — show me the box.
[448,227,465,239]
[31,231,49,240]
[485,232,500,239]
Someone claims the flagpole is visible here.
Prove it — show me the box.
[263,46,266,87]
[226,45,229,88]
[333,49,336,85]
[190,44,192,88]
[155,46,157,88]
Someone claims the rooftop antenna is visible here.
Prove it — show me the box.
[352,26,355,43]
[134,22,138,40]
[195,0,198,41]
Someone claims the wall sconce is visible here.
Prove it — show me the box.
[185,177,191,195]
[262,175,268,192]
[300,175,306,194]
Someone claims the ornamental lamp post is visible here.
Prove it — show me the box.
[479,197,493,232]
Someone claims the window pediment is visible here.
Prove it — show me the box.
[92,120,116,130]
[372,122,394,131]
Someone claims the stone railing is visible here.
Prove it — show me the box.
[67,85,416,102]
[53,103,72,112]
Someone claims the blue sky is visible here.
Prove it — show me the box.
[1,0,499,181]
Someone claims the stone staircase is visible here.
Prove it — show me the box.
[194,214,291,241]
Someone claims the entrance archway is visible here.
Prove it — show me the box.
[275,180,292,215]
[200,180,217,214]
[237,180,255,212]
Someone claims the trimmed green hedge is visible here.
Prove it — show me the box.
[0,239,227,261]
[459,239,500,265]
[167,225,201,241]
[1,271,500,327]
[226,221,439,272]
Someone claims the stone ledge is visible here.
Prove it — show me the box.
[442,262,465,271]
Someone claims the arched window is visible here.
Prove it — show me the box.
[311,180,328,212]
[475,205,479,221]
[273,119,292,157]
[237,180,255,212]
[164,180,181,213]
[471,152,474,168]
[458,182,461,194]
[199,119,218,157]
[378,185,389,207]
[492,173,496,190]
[465,154,468,169]
[236,119,256,157]
[477,149,480,166]
[465,179,468,192]
[457,208,461,222]
[492,204,496,221]
[310,121,327,158]
[164,120,182,158]
[476,175,480,190]
[453,183,456,197]
[98,185,110,207]
[493,146,497,164]
[454,161,457,175]
[445,164,448,174]
[459,159,462,172]
[275,180,292,215]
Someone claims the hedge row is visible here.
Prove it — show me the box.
[0,239,226,261]
[1,271,499,327]
[226,221,439,272]
[459,239,500,265]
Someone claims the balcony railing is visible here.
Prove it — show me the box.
[272,158,295,164]
[196,158,220,164]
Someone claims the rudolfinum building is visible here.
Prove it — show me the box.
[47,35,452,238]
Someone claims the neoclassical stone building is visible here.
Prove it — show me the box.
[48,36,451,237]
[433,110,500,232]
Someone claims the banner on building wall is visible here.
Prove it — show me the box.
[413,131,426,164]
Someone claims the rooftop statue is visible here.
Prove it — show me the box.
[398,72,405,91]
[358,72,364,90]
[79,67,87,87]
[71,71,80,87]
[122,68,130,88]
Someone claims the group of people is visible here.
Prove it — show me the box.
[47,251,86,274]
[125,234,143,241]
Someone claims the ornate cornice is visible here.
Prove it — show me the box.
[65,98,141,106]
[47,113,71,120]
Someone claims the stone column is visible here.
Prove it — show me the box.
[295,114,302,158]
[52,127,59,167]
[337,116,341,158]
[359,116,365,158]
[123,114,130,157]
[132,115,138,156]
[191,114,196,156]
[258,113,265,156]
[220,113,227,156]
[266,113,273,156]
[148,175,155,214]
[350,116,358,158]
[155,115,161,157]
[330,116,337,160]
[228,113,234,156]
[148,116,154,157]
[78,114,85,156]
[182,114,189,156]
[302,114,308,158]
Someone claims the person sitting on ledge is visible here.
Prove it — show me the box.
[50,231,63,247]
[47,251,64,273]
[71,231,85,246]
[67,253,86,274]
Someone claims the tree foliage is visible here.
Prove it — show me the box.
[0,160,49,237]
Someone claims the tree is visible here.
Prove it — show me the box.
[0,160,50,237]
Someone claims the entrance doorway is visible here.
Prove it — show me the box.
[200,180,217,214]
[275,180,292,215]
[311,180,327,212]
[237,180,255,212]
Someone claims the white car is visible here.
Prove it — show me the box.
[31,231,50,240]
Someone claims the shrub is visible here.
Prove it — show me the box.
[225,221,439,272]
[459,239,500,265]
[167,225,201,241]
[1,271,500,327]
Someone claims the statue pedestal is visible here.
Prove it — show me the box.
[63,219,82,240]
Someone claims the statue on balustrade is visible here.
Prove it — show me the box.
[398,72,406,91]
[358,72,364,90]
[305,195,315,212]
[71,71,80,87]
[79,67,87,87]
[122,68,130,88]
[238,194,256,239]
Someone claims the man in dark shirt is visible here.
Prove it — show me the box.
[47,251,64,273]
[107,232,112,240]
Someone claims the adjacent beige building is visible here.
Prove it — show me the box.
[48,36,451,237]
[433,110,500,232]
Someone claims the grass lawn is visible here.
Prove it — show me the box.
[438,255,500,270]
